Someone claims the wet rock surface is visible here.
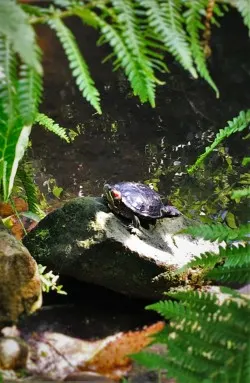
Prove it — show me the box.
[23,197,219,299]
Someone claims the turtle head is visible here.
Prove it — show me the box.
[162,205,181,217]
[103,184,122,207]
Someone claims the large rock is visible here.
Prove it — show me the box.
[23,197,220,299]
[0,223,42,324]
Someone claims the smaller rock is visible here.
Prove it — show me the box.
[0,337,28,370]
[0,222,42,324]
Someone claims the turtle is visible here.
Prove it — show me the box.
[103,182,181,230]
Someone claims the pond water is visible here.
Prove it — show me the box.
[31,10,250,224]
[23,8,250,350]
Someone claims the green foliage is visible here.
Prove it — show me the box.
[35,113,70,143]
[184,0,219,97]
[188,109,250,173]
[0,1,41,73]
[0,116,31,201]
[231,187,250,199]
[17,49,43,124]
[16,162,43,217]
[182,222,250,242]
[89,1,164,107]
[134,108,250,382]
[140,0,197,79]
[134,290,250,383]
[233,0,250,33]
[48,16,101,114]
[38,264,67,295]
[0,36,17,117]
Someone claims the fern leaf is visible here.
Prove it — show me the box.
[17,48,43,124]
[208,264,250,283]
[182,222,250,242]
[48,17,101,114]
[0,118,31,200]
[0,36,17,117]
[0,1,41,72]
[188,109,250,172]
[231,187,250,199]
[176,251,219,274]
[141,289,250,382]
[223,244,250,267]
[234,0,250,35]
[35,113,70,143]
[109,0,160,106]
[17,162,43,216]
[184,0,219,96]
[168,290,220,313]
[132,351,167,369]
[146,300,205,323]
[241,339,250,383]
[140,0,197,78]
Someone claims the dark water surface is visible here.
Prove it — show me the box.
[31,10,250,223]
[24,10,250,344]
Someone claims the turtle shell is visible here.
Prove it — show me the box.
[112,182,165,219]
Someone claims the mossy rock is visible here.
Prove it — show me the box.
[23,197,219,299]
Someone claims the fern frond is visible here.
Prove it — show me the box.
[208,264,250,284]
[146,300,188,320]
[140,0,197,78]
[102,0,160,106]
[231,187,250,199]
[17,48,43,124]
[168,290,219,312]
[0,36,17,117]
[233,0,250,34]
[188,109,250,172]
[100,17,157,105]
[182,222,250,242]
[0,1,41,72]
[176,251,219,274]
[184,0,219,96]
[0,118,31,200]
[48,17,101,114]
[223,244,250,267]
[35,113,70,143]
[17,162,43,216]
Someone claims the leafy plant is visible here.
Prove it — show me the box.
[188,110,250,173]
[134,221,250,382]
[38,264,67,294]
[133,109,250,382]
[1,0,249,207]
[133,288,249,383]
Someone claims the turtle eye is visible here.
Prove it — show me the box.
[111,189,121,199]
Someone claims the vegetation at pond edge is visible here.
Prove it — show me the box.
[0,0,250,208]
[133,115,250,382]
[0,1,249,382]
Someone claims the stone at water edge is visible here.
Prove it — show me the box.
[0,222,42,324]
[23,197,221,299]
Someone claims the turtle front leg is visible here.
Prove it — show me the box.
[128,214,141,235]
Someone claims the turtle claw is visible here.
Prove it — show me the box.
[128,224,141,236]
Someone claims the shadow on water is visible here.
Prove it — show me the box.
[25,10,250,338]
